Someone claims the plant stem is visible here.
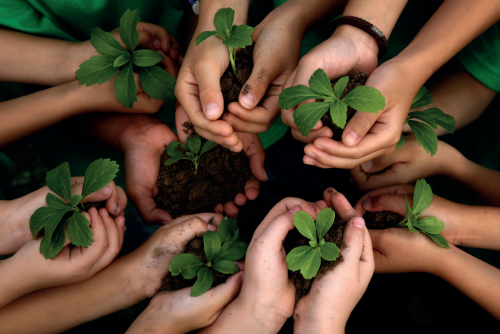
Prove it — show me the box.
[228,47,237,76]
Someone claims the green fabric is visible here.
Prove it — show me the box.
[459,22,500,93]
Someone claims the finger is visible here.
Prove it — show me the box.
[354,184,415,215]
[342,111,380,147]
[258,211,296,253]
[340,217,366,272]
[168,35,182,62]
[167,217,218,248]
[81,207,108,263]
[241,133,268,182]
[363,193,409,216]
[234,193,247,206]
[194,65,225,120]
[359,218,375,280]
[244,178,260,201]
[136,22,172,54]
[230,98,279,125]
[305,143,392,169]
[92,208,122,270]
[359,150,407,174]
[303,155,332,169]
[311,200,328,215]
[352,166,412,193]
[224,201,238,218]
[102,181,119,215]
[239,61,279,110]
[290,126,329,144]
[165,213,224,229]
[127,183,173,225]
[222,115,270,134]
[199,271,244,314]
[323,188,359,221]
[72,182,112,204]
[158,50,179,79]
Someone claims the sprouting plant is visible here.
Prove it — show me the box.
[169,218,248,297]
[165,135,217,174]
[76,9,176,108]
[278,69,386,136]
[195,7,255,76]
[397,179,449,248]
[396,87,455,156]
[286,208,340,279]
[29,159,119,260]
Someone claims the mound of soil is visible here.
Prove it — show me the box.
[364,211,404,230]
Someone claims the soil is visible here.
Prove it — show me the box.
[158,236,230,293]
[284,215,347,301]
[322,71,368,141]
[220,45,254,112]
[364,211,404,230]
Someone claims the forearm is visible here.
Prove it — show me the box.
[198,0,250,28]
[0,258,36,308]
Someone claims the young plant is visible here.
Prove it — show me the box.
[398,179,450,248]
[278,68,386,136]
[76,9,176,108]
[165,135,217,174]
[286,208,340,279]
[29,159,119,260]
[396,87,455,155]
[195,7,255,76]
[169,218,248,297]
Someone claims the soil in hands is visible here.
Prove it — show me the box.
[364,211,404,230]
[322,71,367,141]
[220,45,254,112]
[158,236,230,293]
[284,215,347,301]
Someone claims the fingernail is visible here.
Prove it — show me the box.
[204,103,220,119]
[344,131,359,146]
[289,206,301,214]
[305,152,316,159]
[100,185,111,196]
[363,198,372,210]
[229,108,239,116]
[304,160,314,166]
[315,144,325,151]
[353,217,365,228]
[240,93,256,109]
[223,141,231,148]
[154,38,161,50]
[208,224,217,231]
[326,187,338,194]
[262,167,268,181]
[361,160,373,172]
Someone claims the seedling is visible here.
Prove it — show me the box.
[396,87,455,155]
[279,69,386,136]
[397,179,449,248]
[169,218,248,297]
[76,9,176,108]
[165,135,217,174]
[29,159,119,260]
[286,208,340,279]
[195,7,255,76]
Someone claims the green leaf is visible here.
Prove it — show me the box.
[113,53,131,68]
[186,152,195,159]
[396,133,405,149]
[115,62,137,108]
[334,76,349,99]
[191,267,213,297]
[46,162,72,202]
[408,111,438,130]
[70,195,83,208]
[167,141,188,158]
[139,65,176,101]
[165,157,189,166]
[293,102,331,137]
[294,211,317,242]
[309,69,334,97]
[411,86,433,110]
[424,232,450,248]
[132,49,164,67]
[329,101,348,129]
[216,218,237,244]
[316,208,335,240]
[214,7,235,37]
[278,85,323,110]
[39,218,69,260]
[286,245,313,271]
[319,242,340,261]
[204,231,221,262]
[76,55,119,86]
[196,30,220,45]
[223,24,255,49]
[29,207,69,239]
[408,120,438,156]
[81,159,120,199]
[212,260,239,274]
[200,141,217,156]
[415,217,444,234]
[119,9,140,51]
[424,107,455,134]
[319,238,326,246]
[309,240,318,247]
[46,193,70,210]
[412,179,433,215]
[67,212,94,247]
[187,136,202,155]
[90,27,128,57]
[343,86,385,113]
[400,196,414,225]
[300,248,321,279]
[407,216,419,234]
[169,253,204,279]
[215,241,247,262]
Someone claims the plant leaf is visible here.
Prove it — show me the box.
[214,7,235,37]
[167,141,188,158]
[29,207,69,240]
[169,253,204,279]
[187,136,202,155]
[81,158,120,199]
[139,65,176,101]
[115,62,137,108]
[408,120,438,156]
[319,242,340,261]
[329,101,348,129]
[212,260,240,274]
[424,107,455,134]
[415,217,444,234]
[293,102,331,137]
[411,86,433,110]
[46,193,70,210]
[191,267,213,297]
[216,218,238,244]
[204,231,221,262]
[165,156,189,166]
[408,111,438,130]
[76,55,118,86]
[412,179,433,215]
[196,30,220,45]
[70,195,83,208]
[407,216,419,234]
[309,69,334,97]
[286,245,312,271]
[90,27,128,57]
[133,49,164,67]
[294,211,317,242]
[343,86,385,113]
[45,162,72,202]
[200,141,217,156]
[215,241,247,262]
[113,53,131,68]
[119,9,140,51]
[400,196,414,225]
[67,212,94,247]
[278,85,323,110]
[300,248,321,279]
[316,208,335,240]
[334,76,349,98]
[396,133,405,149]
[223,24,255,49]
[39,218,69,260]
[424,232,450,248]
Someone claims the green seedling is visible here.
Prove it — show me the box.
[76,9,176,108]
[29,159,119,260]
[396,87,455,155]
[169,218,248,297]
[279,69,386,136]
[286,208,340,279]
[195,7,255,76]
[165,135,217,174]
[397,179,449,248]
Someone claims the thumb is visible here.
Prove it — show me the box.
[175,103,191,144]
[72,183,113,204]
[241,133,267,182]
[239,62,277,110]
[342,111,379,147]
[341,217,366,267]
[363,193,409,216]
[197,271,244,319]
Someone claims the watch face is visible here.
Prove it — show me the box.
[193,2,200,15]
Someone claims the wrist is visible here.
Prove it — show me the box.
[331,24,379,61]
[232,296,289,333]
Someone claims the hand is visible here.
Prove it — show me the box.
[351,135,460,191]
[0,178,126,255]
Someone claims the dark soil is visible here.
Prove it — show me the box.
[364,211,404,230]
[158,236,230,293]
[220,45,254,112]
[322,71,367,141]
[284,215,347,301]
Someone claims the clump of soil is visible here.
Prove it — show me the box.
[322,71,367,141]
[158,236,230,293]
[364,211,404,230]
[284,215,347,301]
[220,45,254,111]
